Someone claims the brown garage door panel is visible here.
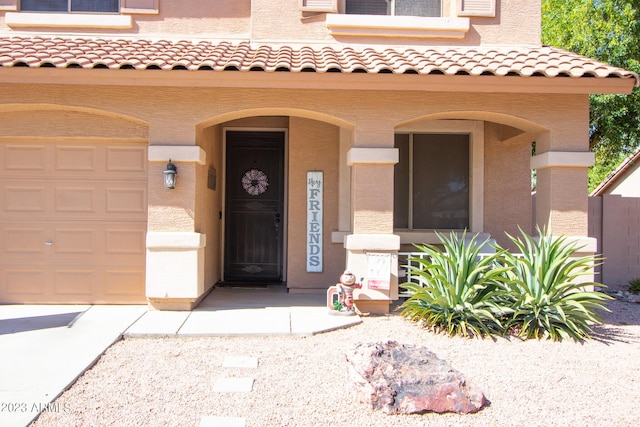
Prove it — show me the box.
[54,266,145,302]
[2,267,47,296]
[1,222,146,260]
[0,140,148,304]
[1,180,147,220]
[1,225,47,256]
[0,142,147,179]
[0,264,145,304]
[104,269,146,298]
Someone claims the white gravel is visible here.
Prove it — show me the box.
[33,300,640,427]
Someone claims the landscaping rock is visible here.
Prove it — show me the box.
[345,340,487,415]
[610,290,640,304]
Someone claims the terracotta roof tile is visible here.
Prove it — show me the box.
[0,36,638,85]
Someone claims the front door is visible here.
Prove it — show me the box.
[224,131,285,283]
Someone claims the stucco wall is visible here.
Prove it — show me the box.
[0,108,147,139]
[0,0,252,38]
[0,0,540,47]
[1,85,585,142]
[483,122,533,249]
[1,83,592,295]
[287,117,343,289]
[194,125,221,291]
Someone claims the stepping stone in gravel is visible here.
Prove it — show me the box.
[213,377,255,393]
[199,416,246,427]
[222,356,258,369]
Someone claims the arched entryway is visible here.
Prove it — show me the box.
[195,113,352,294]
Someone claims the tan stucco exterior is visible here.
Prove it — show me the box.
[1,0,636,311]
[0,0,541,46]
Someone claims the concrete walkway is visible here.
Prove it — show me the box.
[126,286,362,337]
[0,286,360,426]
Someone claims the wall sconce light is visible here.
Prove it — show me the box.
[163,159,177,189]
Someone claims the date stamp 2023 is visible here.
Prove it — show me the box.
[1,402,71,413]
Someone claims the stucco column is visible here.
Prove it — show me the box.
[345,129,400,314]
[145,144,208,310]
[531,131,597,284]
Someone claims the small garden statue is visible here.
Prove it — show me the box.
[327,270,362,315]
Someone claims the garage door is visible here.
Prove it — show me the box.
[0,140,147,304]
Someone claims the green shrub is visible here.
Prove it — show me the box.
[399,231,511,338]
[499,227,612,341]
[629,278,640,294]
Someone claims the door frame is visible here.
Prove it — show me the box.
[221,127,289,283]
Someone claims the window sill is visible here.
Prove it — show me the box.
[326,14,469,39]
[5,12,133,29]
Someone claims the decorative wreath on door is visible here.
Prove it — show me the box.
[241,168,269,196]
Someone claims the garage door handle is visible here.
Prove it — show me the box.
[44,240,53,246]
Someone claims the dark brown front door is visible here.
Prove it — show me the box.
[224,131,285,282]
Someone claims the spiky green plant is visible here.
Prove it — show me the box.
[628,278,640,294]
[399,231,511,338]
[500,227,612,341]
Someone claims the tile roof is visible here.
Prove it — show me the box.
[0,36,638,85]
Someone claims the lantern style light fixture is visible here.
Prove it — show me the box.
[163,159,177,189]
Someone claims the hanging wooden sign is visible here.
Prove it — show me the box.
[307,171,323,272]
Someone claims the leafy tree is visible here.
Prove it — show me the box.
[542,0,640,191]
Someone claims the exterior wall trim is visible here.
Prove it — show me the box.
[5,12,133,29]
[345,234,401,250]
[146,232,206,249]
[560,235,597,253]
[0,68,634,95]
[347,147,399,165]
[530,151,595,169]
[326,14,470,38]
[148,145,206,165]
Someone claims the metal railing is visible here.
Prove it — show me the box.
[397,251,524,296]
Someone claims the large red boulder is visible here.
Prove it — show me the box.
[345,340,488,415]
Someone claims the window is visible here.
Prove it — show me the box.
[346,0,441,17]
[394,133,470,230]
[21,0,119,13]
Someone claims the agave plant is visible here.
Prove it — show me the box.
[399,231,511,338]
[500,226,612,341]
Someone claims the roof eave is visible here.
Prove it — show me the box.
[0,67,636,95]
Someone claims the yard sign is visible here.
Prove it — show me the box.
[366,252,391,290]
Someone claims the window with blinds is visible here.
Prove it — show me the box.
[17,0,159,14]
[394,133,470,230]
[21,0,120,12]
[346,0,441,17]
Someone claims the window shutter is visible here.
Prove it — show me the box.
[121,0,159,14]
[457,0,495,17]
[0,0,18,11]
[300,0,337,13]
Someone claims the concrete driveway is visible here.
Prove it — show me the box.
[0,305,146,427]
[0,287,361,426]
